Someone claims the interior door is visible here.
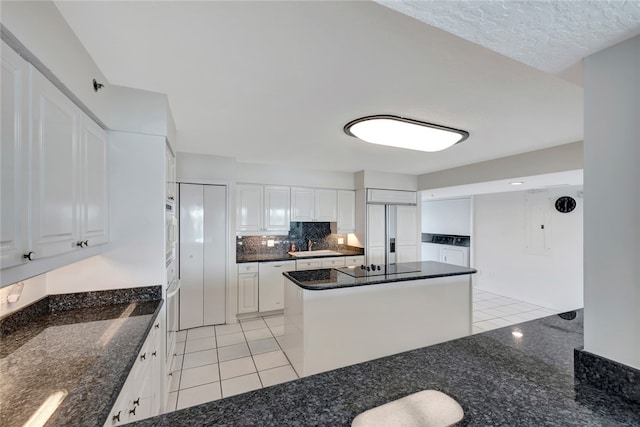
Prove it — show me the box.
[179,184,204,329]
[203,184,226,325]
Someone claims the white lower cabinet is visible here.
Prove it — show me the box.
[258,261,295,312]
[345,255,365,266]
[295,259,323,270]
[321,257,345,268]
[106,315,164,426]
[238,273,259,313]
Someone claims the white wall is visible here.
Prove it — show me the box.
[473,187,583,311]
[237,162,354,189]
[47,131,166,294]
[583,35,640,369]
[1,0,110,123]
[422,198,471,235]
[418,142,583,190]
[355,170,417,191]
[0,275,47,318]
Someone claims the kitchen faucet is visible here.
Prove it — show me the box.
[308,239,313,251]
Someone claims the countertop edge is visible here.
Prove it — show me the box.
[236,251,365,263]
[284,264,477,291]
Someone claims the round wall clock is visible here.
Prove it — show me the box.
[555,196,576,213]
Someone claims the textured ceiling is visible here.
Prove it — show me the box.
[376,0,640,74]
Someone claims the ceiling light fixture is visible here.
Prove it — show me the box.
[344,115,469,152]
[510,182,524,186]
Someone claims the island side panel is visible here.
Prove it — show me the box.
[283,278,305,376]
[299,275,471,377]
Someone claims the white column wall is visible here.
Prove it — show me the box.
[583,35,640,369]
[46,131,166,293]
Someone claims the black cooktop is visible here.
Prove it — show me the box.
[335,263,421,278]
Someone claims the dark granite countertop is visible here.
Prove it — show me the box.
[0,287,162,427]
[284,261,477,290]
[131,310,640,426]
[236,249,365,263]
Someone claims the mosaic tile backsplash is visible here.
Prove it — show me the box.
[237,222,349,256]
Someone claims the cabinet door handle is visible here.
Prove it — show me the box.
[273,264,282,268]
[155,323,160,329]
[152,351,157,357]
[133,397,140,406]
[140,353,146,361]
[129,406,137,416]
[112,411,121,422]
[23,252,36,261]
[83,240,89,247]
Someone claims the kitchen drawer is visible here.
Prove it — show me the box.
[237,263,259,273]
[345,255,365,266]
[296,259,323,270]
[321,257,346,268]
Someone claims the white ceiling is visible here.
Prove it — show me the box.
[376,0,640,74]
[53,1,637,176]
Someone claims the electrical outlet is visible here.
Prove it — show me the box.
[337,237,344,245]
[267,239,275,247]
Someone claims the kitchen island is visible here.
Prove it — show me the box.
[282,261,476,377]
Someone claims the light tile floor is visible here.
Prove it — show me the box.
[166,314,298,412]
[166,290,562,412]
[472,287,561,334]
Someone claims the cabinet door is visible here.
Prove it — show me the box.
[264,186,290,231]
[236,184,263,232]
[337,190,356,233]
[1,42,30,268]
[79,116,108,246]
[179,184,204,329]
[238,273,259,313]
[396,245,417,263]
[31,70,80,258]
[367,247,386,266]
[315,189,337,222]
[396,206,417,246]
[259,261,295,311]
[291,187,314,221]
[367,205,386,247]
[440,247,466,266]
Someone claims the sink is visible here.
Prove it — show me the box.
[288,250,343,257]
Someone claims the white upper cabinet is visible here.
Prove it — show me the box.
[264,186,290,231]
[236,184,264,232]
[291,187,337,222]
[290,187,314,221]
[79,117,109,246]
[1,42,30,269]
[237,184,290,233]
[31,68,81,258]
[337,190,356,233]
[1,44,109,275]
[314,189,337,222]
